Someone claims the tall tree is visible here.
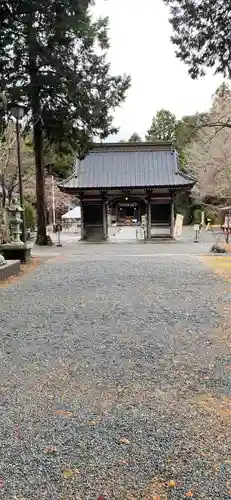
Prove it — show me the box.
[146,109,200,167]
[176,114,201,167]
[44,141,75,179]
[163,0,231,79]
[146,109,177,141]
[0,2,130,244]
[128,133,142,142]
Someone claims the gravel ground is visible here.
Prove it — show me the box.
[0,251,231,499]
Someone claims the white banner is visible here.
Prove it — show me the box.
[174,214,184,238]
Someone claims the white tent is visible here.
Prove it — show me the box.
[62,206,81,219]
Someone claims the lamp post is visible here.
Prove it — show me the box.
[10,104,26,243]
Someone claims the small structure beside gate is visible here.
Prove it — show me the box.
[59,141,195,241]
[61,206,81,232]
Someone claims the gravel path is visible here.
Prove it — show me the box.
[0,251,231,499]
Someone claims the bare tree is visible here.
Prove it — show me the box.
[0,123,34,208]
[45,176,71,220]
[187,84,231,203]
[197,83,231,135]
[23,174,72,223]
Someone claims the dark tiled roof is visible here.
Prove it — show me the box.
[59,148,195,191]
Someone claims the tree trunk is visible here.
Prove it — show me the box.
[8,190,12,206]
[27,22,51,245]
[33,109,49,245]
[2,185,6,208]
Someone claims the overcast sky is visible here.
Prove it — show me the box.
[93,0,224,141]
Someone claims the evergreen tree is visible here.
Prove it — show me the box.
[163,0,231,78]
[146,109,200,167]
[128,133,142,142]
[0,1,130,244]
[146,109,177,141]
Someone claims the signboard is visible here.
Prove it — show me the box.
[136,228,145,240]
[173,214,184,238]
[224,215,231,228]
[141,215,147,227]
[201,211,205,226]
[193,224,200,231]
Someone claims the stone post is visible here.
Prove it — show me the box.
[0,207,10,245]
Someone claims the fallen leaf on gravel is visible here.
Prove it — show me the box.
[0,258,41,288]
[186,491,194,497]
[97,496,106,500]
[148,477,167,499]
[88,419,97,426]
[45,446,57,454]
[54,409,73,417]
[0,479,4,489]
[62,469,79,479]
[118,459,130,465]
[168,480,176,487]
[227,480,231,495]
[16,424,23,440]
[119,438,130,445]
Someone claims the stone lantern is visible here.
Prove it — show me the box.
[0,199,31,263]
[8,198,24,245]
[0,254,6,266]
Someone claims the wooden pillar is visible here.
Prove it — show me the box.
[79,200,85,240]
[146,199,151,239]
[137,203,140,223]
[102,200,108,240]
[170,197,175,238]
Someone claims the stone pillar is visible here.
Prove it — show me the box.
[170,198,175,238]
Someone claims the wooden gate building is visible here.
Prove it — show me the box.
[58,141,195,240]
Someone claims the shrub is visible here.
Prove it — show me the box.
[24,200,36,230]
[192,208,202,224]
[174,193,194,225]
[204,206,220,225]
